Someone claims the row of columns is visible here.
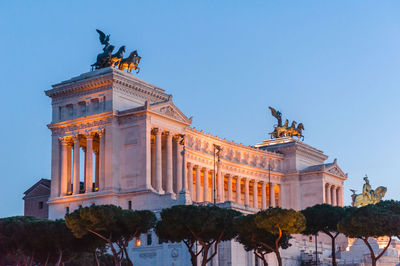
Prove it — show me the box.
[325,183,343,206]
[58,130,105,197]
[187,163,280,208]
[152,128,184,194]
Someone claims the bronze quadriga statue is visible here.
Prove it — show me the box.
[91,29,141,74]
[268,106,304,140]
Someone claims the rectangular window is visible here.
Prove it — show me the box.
[128,200,132,210]
[147,233,152,246]
[66,104,73,116]
[38,201,44,209]
[66,206,70,214]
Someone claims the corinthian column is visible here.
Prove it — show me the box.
[331,185,337,206]
[326,184,331,205]
[261,182,267,209]
[188,163,193,196]
[59,137,69,196]
[98,129,105,191]
[175,136,183,192]
[196,166,201,201]
[227,175,233,201]
[166,132,173,194]
[72,135,80,195]
[203,168,209,202]
[244,178,249,206]
[253,180,258,209]
[270,183,276,207]
[236,176,241,204]
[85,133,94,193]
[154,129,164,194]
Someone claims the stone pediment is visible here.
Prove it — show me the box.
[325,162,347,180]
[149,100,192,125]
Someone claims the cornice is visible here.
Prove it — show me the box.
[186,128,283,159]
[48,111,114,136]
[45,68,169,103]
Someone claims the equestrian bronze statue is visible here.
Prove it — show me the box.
[350,175,387,207]
[91,29,141,74]
[268,107,304,140]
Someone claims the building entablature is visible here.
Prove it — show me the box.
[47,111,114,137]
[46,68,168,102]
[186,148,283,183]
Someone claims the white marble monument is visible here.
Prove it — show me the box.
[45,67,348,265]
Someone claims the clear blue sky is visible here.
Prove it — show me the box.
[1,1,399,217]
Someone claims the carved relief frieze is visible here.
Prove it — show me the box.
[117,114,145,125]
[50,118,111,136]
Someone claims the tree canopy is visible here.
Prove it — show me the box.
[65,205,156,266]
[301,204,348,266]
[155,205,241,266]
[234,214,291,266]
[338,204,400,266]
[255,207,305,266]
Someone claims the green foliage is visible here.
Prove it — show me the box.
[301,204,347,236]
[156,205,241,266]
[234,214,291,262]
[338,204,400,238]
[65,204,156,266]
[255,207,306,235]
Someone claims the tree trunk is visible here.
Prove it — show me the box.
[122,244,133,266]
[190,255,198,266]
[55,249,62,266]
[274,250,282,266]
[371,257,377,266]
[44,253,50,266]
[201,246,209,266]
[93,250,100,266]
[331,236,337,266]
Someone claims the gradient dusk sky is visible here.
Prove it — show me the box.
[1,1,400,217]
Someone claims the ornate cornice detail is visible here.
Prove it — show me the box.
[49,117,111,136]
[46,68,169,103]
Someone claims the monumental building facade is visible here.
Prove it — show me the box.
[45,67,347,265]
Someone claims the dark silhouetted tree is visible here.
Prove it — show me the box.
[338,204,400,266]
[255,207,306,266]
[155,205,240,266]
[234,214,291,266]
[65,205,155,266]
[301,204,348,266]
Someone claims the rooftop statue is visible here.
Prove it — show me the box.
[91,29,141,73]
[350,175,387,207]
[268,107,304,140]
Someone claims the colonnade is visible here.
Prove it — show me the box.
[186,163,280,208]
[151,128,184,195]
[324,183,342,206]
[58,130,105,197]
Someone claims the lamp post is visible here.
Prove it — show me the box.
[268,161,271,207]
[213,144,221,205]
[315,233,318,265]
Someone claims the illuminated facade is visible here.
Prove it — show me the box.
[45,67,348,265]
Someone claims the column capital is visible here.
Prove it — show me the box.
[84,131,95,140]
[71,134,81,142]
[97,128,105,136]
[152,128,162,135]
[164,131,173,136]
[59,136,72,145]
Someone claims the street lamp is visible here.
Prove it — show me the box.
[213,144,222,205]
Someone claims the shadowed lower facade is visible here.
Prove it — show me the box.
[45,67,347,265]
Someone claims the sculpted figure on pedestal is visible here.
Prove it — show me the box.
[91,29,141,73]
[350,176,387,207]
[268,106,305,140]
